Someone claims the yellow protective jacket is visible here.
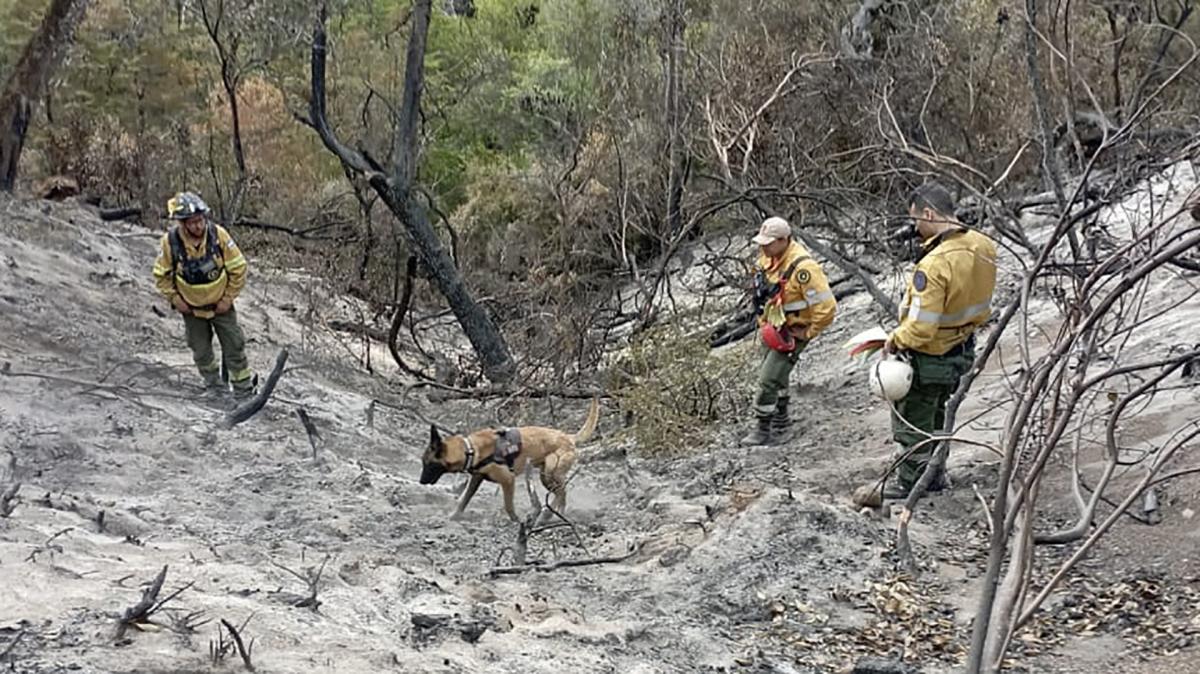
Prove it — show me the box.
[755,240,837,339]
[152,222,247,319]
[891,227,997,356]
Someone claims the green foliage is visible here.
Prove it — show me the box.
[0,0,46,74]
[609,326,753,452]
[420,0,605,208]
[5,0,1200,379]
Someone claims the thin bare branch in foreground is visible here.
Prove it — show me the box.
[115,565,168,639]
[270,554,330,611]
[488,541,644,578]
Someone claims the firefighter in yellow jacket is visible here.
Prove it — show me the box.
[880,182,997,497]
[152,192,255,397]
[741,216,837,446]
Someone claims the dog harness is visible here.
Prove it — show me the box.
[459,429,523,473]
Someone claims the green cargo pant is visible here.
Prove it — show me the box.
[891,346,974,488]
[184,308,252,391]
[753,339,808,418]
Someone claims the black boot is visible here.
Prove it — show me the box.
[882,480,911,499]
[771,397,792,443]
[928,466,948,492]
[739,415,774,446]
[201,371,226,397]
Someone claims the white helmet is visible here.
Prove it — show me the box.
[869,357,913,401]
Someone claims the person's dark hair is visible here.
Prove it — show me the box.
[908,181,957,218]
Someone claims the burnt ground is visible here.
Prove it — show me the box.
[1,192,1199,674]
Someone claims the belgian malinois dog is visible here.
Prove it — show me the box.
[419,398,601,522]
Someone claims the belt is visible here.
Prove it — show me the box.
[944,334,977,357]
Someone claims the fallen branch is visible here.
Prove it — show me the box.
[218,618,255,671]
[210,615,254,666]
[115,565,168,639]
[412,381,604,401]
[0,482,18,517]
[223,348,289,429]
[0,362,169,414]
[230,217,351,241]
[295,408,321,460]
[487,541,643,577]
[24,527,72,563]
[0,628,25,665]
[166,609,211,635]
[270,554,329,611]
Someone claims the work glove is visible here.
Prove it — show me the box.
[172,296,191,314]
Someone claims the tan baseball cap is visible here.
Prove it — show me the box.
[752,216,791,245]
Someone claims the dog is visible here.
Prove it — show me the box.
[419,398,600,522]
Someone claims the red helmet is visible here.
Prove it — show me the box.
[761,323,796,353]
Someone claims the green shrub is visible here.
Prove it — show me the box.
[610,326,754,452]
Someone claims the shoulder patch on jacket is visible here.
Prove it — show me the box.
[795,269,811,284]
[913,270,928,292]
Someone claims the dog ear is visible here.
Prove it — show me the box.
[429,424,444,455]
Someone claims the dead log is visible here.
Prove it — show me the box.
[98,206,142,221]
[709,316,755,349]
[223,348,289,429]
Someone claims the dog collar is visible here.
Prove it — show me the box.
[461,436,476,473]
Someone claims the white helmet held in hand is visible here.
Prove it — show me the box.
[869,357,913,401]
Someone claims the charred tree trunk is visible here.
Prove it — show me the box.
[1022,0,1081,259]
[305,0,515,383]
[0,0,91,192]
[199,0,249,222]
[663,0,686,238]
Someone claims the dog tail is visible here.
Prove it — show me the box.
[572,397,601,445]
